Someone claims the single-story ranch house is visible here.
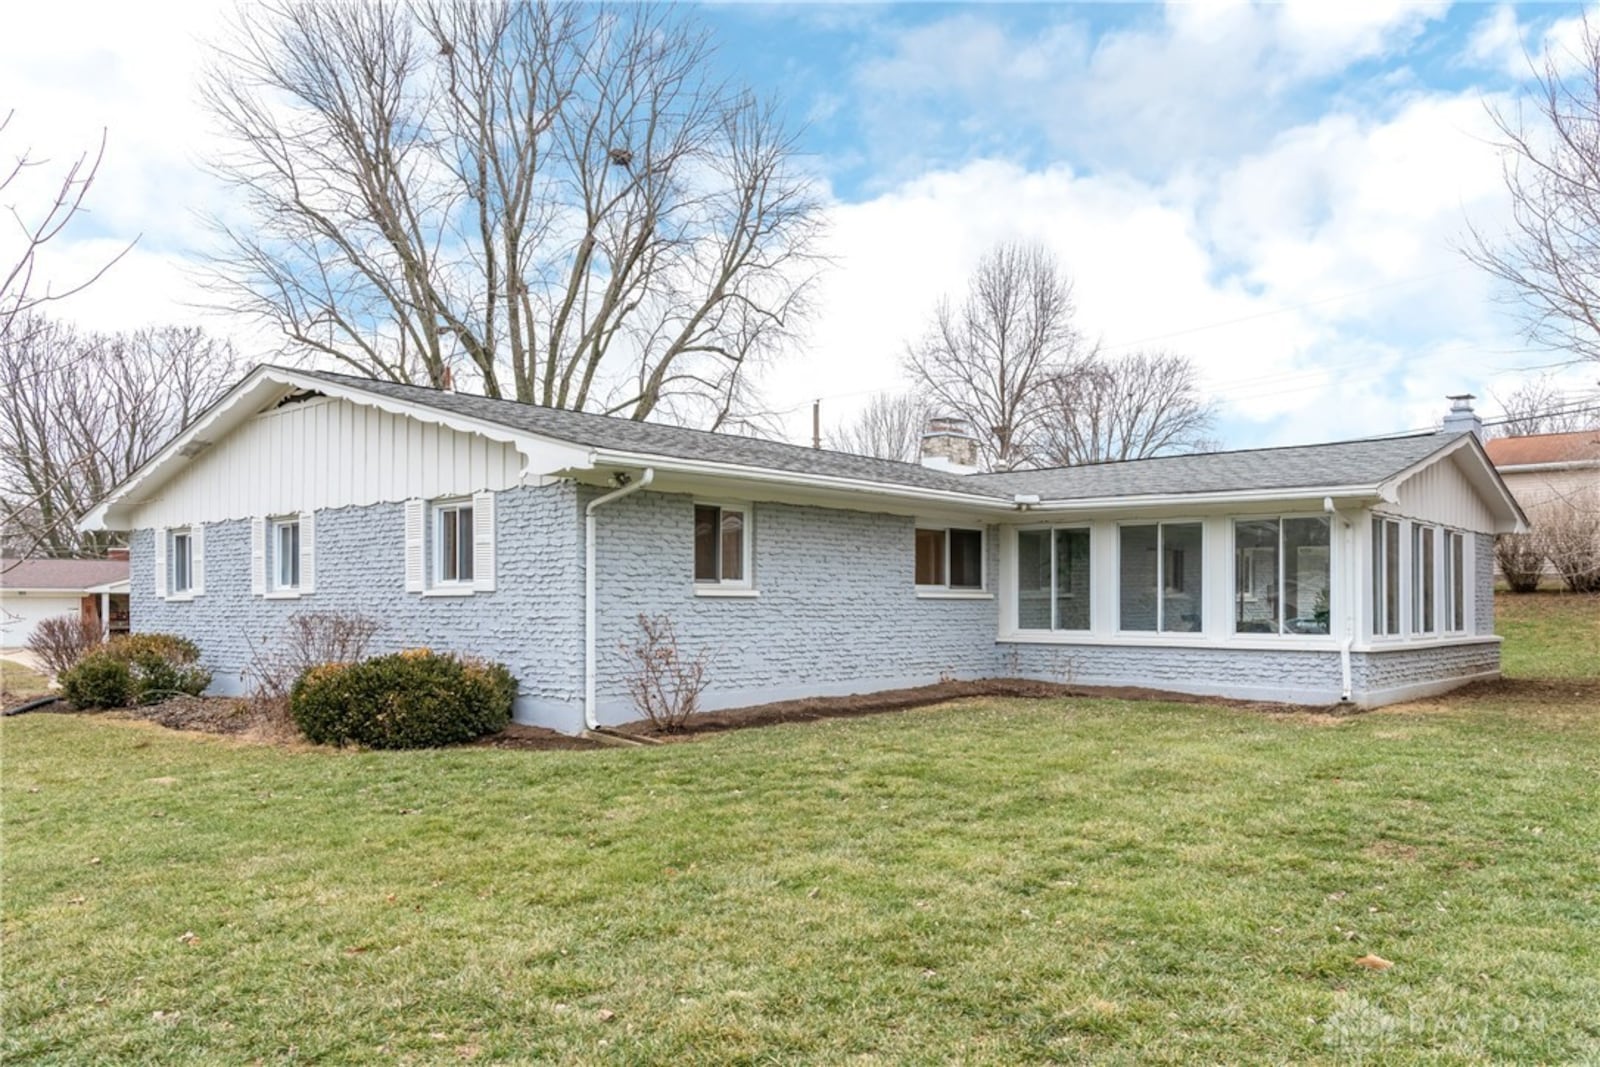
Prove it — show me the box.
[79,367,1526,733]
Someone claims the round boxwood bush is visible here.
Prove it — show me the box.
[59,654,133,709]
[289,649,516,749]
[58,632,212,709]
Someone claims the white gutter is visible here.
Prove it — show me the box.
[1496,460,1600,474]
[584,468,654,730]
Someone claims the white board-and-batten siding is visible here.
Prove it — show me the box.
[124,396,526,528]
[1388,454,1497,533]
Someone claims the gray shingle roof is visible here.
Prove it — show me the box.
[970,434,1460,500]
[292,369,1008,498]
[291,368,1462,503]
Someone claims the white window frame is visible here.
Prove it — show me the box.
[1411,523,1438,636]
[914,523,989,598]
[170,528,194,598]
[1371,516,1403,639]
[272,517,301,593]
[1443,529,1468,635]
[1116,519,1205,635]
[433,499,476,587]
[1014,525,1090,629]
[693,500,756,596]
[1230,514,1333,638]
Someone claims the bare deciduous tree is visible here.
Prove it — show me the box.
[199,1,824,429]
[1038,349,1218,466]
[1,111,134,339]
[904,241,1086,470]
[825,392,930,463]
[1465,16,1600,367]
[1491,373,1600,437]
[0,316,238,559]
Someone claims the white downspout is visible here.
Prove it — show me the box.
[584,468,654,731]
[1326,497,1354,702]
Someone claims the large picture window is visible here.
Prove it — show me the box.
[1016,528,1091,630]
[1119,522,1202,633]
[1371,518,1401,636]
[915,527,984,591]
[1233,517,1331,635]
[694,504,749,586]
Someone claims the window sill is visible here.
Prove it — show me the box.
[166,593,196,602]
[915,589,993,600]
[422,586,478,598]
[694,586,760,598]
[264,590,304,600]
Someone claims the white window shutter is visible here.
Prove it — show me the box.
[190,524,206,596]
[153,527,168,600]
[404,498,426,593]
[473,490,496,592]
[299,511,316,594]
[250,518,267,597]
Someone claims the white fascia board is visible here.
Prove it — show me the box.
[79,366,597,531]
[1380,434,1529,534]
[1019,485,1384,517]
[586,448,1015,514]
[1497,459,1600,474]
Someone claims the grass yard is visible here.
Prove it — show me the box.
[1494,590,1600,680]
[3,599,1598,1063]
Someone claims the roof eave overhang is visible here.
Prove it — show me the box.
[1019,485,1385,516]
[584,448,1016,513]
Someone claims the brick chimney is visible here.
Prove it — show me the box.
[920,416,980,474]
[1442,394,1484,441]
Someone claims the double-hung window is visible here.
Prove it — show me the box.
[915,526,984,592]
[1119,522,1202,633]
[171,530,193,595]
[273,518,301,591]
[1371,517,1402,636]
[1233,517,1331,635]
[436,501,475,584]
[1016,527,1091,630]
[694,503,750,588]
[1411,524,1437,635]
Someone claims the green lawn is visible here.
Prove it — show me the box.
[1494,591,1600,680]
[4,603,1599,1063]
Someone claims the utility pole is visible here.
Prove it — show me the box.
[812,398,821,449]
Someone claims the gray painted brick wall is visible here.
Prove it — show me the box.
[130,483,586,727]
[1000,643,1345,705]
[1351,642,1500,701]
[586,489,1002,723]
[1475,532,1495,636]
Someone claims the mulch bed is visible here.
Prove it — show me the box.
[611,677,1338,739]
[468,724,607,751]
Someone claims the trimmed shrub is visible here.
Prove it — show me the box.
[58,632,212,709]
[59,654,132,709]
[289,649,516,749]
[1495,533,1546,594]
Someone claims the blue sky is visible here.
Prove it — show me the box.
[3,1,1597,450]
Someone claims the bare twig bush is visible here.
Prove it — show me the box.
[26,613,103,676]
[1532,492,1600,593]
[620,613,710,732]
[1495,533,1547,594]
[242,611,381,733]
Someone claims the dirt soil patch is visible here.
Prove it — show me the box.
[613,678,1342,739]
[469,724,607,751]
[112,695,261,735]
[1400,676,1600,711]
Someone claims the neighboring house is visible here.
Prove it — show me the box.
[79,367,1525,733]
[0,555,131,648]
[1484,430,1600,578]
